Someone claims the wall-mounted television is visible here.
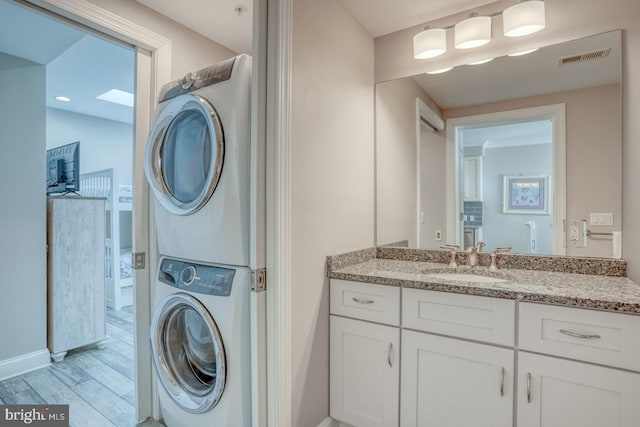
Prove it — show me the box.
[46,141,80,194]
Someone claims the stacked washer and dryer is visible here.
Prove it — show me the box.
[144,54,255,427]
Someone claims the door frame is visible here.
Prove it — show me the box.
[26,0,171,421]
[445,103,567,255]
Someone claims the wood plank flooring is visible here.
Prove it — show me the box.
[0,306,163,427]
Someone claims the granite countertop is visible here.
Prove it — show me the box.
[327,248,640,315]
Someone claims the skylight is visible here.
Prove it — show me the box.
[96,89,134,108]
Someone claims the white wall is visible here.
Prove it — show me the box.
[0,53,47,362]
[291,0,375,425]
[376,77,443,247]
[46,108,133,186]
[86,0,238,80]
[419,128,447,248]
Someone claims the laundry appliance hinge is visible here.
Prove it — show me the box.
[252,268,267,292]
[133,252,146,270]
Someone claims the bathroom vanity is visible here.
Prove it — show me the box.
[327,247,640,427]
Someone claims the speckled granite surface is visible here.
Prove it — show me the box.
[326,249,640,315]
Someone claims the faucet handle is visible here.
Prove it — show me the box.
[489,246,512,271]
[475,241,486,252]
[440,245,461,267]
[491,246,512,254]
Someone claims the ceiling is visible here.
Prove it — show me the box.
[0,0,134,124]
[136,0,253,54]
[338,0,495,37]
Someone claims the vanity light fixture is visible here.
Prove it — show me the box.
[426,67,454,75]
[55,96,71,102]
[455,13,492,49]
[503,0,546,37]
[508,47,539,56]
[414,26,447,59]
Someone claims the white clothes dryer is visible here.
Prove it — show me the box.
[150,257,251,427]
[145,55,251,266]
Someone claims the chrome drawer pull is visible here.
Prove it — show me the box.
[500,367,505,397]
[387,343,393,368]
[352,297,375,304]
[527,373,532,403]
[559,329,602,339]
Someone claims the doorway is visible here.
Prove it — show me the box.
[446,104,567,255]
[0,0,163,425]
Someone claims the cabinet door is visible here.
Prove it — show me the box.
[401,330,513,427]
[463,156,482,201]
[330,316,399,427]
[518,352,640,427]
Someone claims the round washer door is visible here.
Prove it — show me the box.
[150,293,226,413]
[144,94,224,215]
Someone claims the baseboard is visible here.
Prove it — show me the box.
[0,349,50,381]
[318,417,344,427]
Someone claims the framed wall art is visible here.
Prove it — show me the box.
[503,175,549,214]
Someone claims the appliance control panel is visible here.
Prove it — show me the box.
[158,258,235,296]
[159,56,236,102]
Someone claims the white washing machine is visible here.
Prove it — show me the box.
[144,54,251,266]
[150,256,251,427]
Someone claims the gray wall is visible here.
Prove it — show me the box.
[46,108,134,186]
[0,53,47,361]
[482,144,553,254]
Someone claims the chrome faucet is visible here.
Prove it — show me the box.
[466,241,485,268]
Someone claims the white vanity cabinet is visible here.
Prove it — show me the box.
[329,280,640,427]
[401,331,514,427]
[517,302,640,427]
[330,280,400,427]
[401,289,515,427]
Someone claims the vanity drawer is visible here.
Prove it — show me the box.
[402,288,515,346]
[519,303,640,371]
[330,279,400,326]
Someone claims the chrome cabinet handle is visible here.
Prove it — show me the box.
[387,343,393,367]
[352,297,374,304]
[559,329,602,339]
[500,367,505,397]
[527,373,532,403]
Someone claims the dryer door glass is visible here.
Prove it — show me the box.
[161,109,212,204]
[144,94,224,216]
[151,293,226,413]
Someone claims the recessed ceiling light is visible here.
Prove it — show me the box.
[96,89,134,107]
[55,96,71,102]
[427,67,454,75]
[468,58,494,65]
[508,48,539,57]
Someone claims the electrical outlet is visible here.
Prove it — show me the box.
[435,230,442,241]
[566,219,587,248]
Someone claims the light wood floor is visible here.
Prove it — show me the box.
[0,306,163,427]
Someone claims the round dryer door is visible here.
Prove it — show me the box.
[145,94,224,215]
[150,293,226,413]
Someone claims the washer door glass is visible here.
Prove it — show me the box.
[150,293,226,413]
[144,94,224,215]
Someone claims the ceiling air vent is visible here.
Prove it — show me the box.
[559,48,611,65]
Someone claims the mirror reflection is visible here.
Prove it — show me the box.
[376,30,622,258]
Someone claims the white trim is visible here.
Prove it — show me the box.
[0,350,50,382]
[445,103,567,255]
[266,0,293,425]
[31,0,171,421]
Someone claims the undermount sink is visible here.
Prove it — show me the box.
[424,272,510,283]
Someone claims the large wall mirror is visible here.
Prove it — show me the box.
[375,30,622,259]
